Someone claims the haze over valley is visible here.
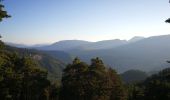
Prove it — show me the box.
[7,35,170,73]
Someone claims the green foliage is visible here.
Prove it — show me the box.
[60,57,127,100]
[143,68,170,100]
[0,0,10,22]
[126,84,144,100]
[0,40,4,49]
[0,42,51,100]
[0,35,5,49]
[2,40,170,100]
[127,68,170,100]
[4,45,66,81]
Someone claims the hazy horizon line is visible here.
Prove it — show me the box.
[3,34,170,46]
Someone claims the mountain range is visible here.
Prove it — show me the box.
[34,36,144,51]
[7,35,170,73]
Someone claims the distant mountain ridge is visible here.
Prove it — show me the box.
[75,39,128,50]
[7,36,145,51]
[6,42,50,48]
[36,37,144,51]
[70,35,170,72]
[8,35,170,73]
[37,40,91,51]
[128,36,145,43]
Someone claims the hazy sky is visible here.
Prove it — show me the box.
[0,0,170,45]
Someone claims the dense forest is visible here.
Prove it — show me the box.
[1,41,170,100]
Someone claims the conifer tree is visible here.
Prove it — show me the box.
[0,0,10,21]
[61,57,127,100]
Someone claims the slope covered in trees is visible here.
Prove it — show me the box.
[127,68,170,100]
[1,40,170,100]
[3,45,67,81]
[1,40,128,100]
[0,42,51,99]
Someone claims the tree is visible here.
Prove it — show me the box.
[60,57,127,100]
[0,0,10,41]
[0,0,10,22]
[60,57,89,100]
[128,68,170,100]
[165,18,170,23]
[143,68,170,100]
[0,1,53,100]
[108,68,127,100]
[0,36,4,49]
[126,84,145,100]
[165,1,170,23]
[0,49,51,100]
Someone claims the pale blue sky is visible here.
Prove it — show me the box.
[0,0,170,45]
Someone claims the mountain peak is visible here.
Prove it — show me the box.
[129,36,145,43]
[52,40,90,45]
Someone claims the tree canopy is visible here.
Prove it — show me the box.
[0,0,10,22]
[165,18,170,23]
[60,57,127,100]
[0,42,54,100]
[165,1,170,23]
[127,68,170,100]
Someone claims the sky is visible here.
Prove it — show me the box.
[0,0,170,45]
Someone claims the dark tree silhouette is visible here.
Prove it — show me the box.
[165,18,170,23]
[165,1,170,23]
[0,0,10,38]
[60,57,127,100]
[0,0,10,22]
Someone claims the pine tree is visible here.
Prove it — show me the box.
[60,57,127,100]
[0,0,10,21]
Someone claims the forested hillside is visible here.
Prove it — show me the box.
[1,40,170,100]
[0,40,128,100]
[2,44,67,81]
[0,41,52,99]
[127,68,170,100]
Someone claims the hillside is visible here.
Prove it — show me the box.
[4,45,69,81]
[120,70,148,83]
